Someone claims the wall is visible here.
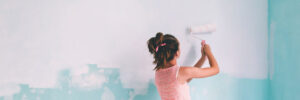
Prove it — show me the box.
[0,0,268,100]
[269,0,300,100]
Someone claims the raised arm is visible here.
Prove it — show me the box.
[179,44,219,83]
[193,43,207,68]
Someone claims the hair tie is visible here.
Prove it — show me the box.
[155,43,166,52]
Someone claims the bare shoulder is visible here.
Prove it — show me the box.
[179,66,219,79]
[179,66,198,75]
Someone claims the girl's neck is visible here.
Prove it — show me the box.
[164,59,177,69]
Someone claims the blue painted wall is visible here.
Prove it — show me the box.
[0,64,269,100]
[269,0,300,100]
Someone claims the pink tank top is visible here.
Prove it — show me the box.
[155,65,191,100]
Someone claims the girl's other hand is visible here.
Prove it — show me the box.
[201,46,206,57]
[204,44,211,54]
[201,40,207,56]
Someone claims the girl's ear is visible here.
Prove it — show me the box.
[176,50,180,59]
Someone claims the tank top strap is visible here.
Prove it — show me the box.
[176,65,180,79]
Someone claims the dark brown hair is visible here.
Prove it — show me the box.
[147,32,179,71]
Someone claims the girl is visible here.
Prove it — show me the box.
[147,32,219,100]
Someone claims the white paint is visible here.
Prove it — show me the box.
[101,87,115,100]
[0,83,20,97]
[21,94,28,100]
[70,66,107,89]
[213,0,268,79]
[189,24,216,33]
[268,21,275,79]
[4,96,13,100]
[71,65,89,76]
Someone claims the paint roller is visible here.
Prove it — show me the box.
[186,23,216,45]
[188,23,216,34]
[183,23,216,60]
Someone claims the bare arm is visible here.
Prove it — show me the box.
[180,44,219,83]
[194,40,207,68]
[188,50,206,82]
[193,56,206,68]
[205,44,218,72]
[187,42,207,82]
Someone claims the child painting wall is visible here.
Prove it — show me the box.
[4,0,300,100]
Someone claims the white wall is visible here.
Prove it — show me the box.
[213,0,268,79]
[0,0,268,97]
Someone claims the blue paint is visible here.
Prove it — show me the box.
[8,65,133,100]
[269,0,300,100]
[189,74,268,100]
[0,64,269,100]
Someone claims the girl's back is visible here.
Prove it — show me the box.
[155,65,190,100]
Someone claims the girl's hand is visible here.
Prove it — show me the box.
[201,40,206,57]
[201,46,206,57]
[204,44,212,54]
